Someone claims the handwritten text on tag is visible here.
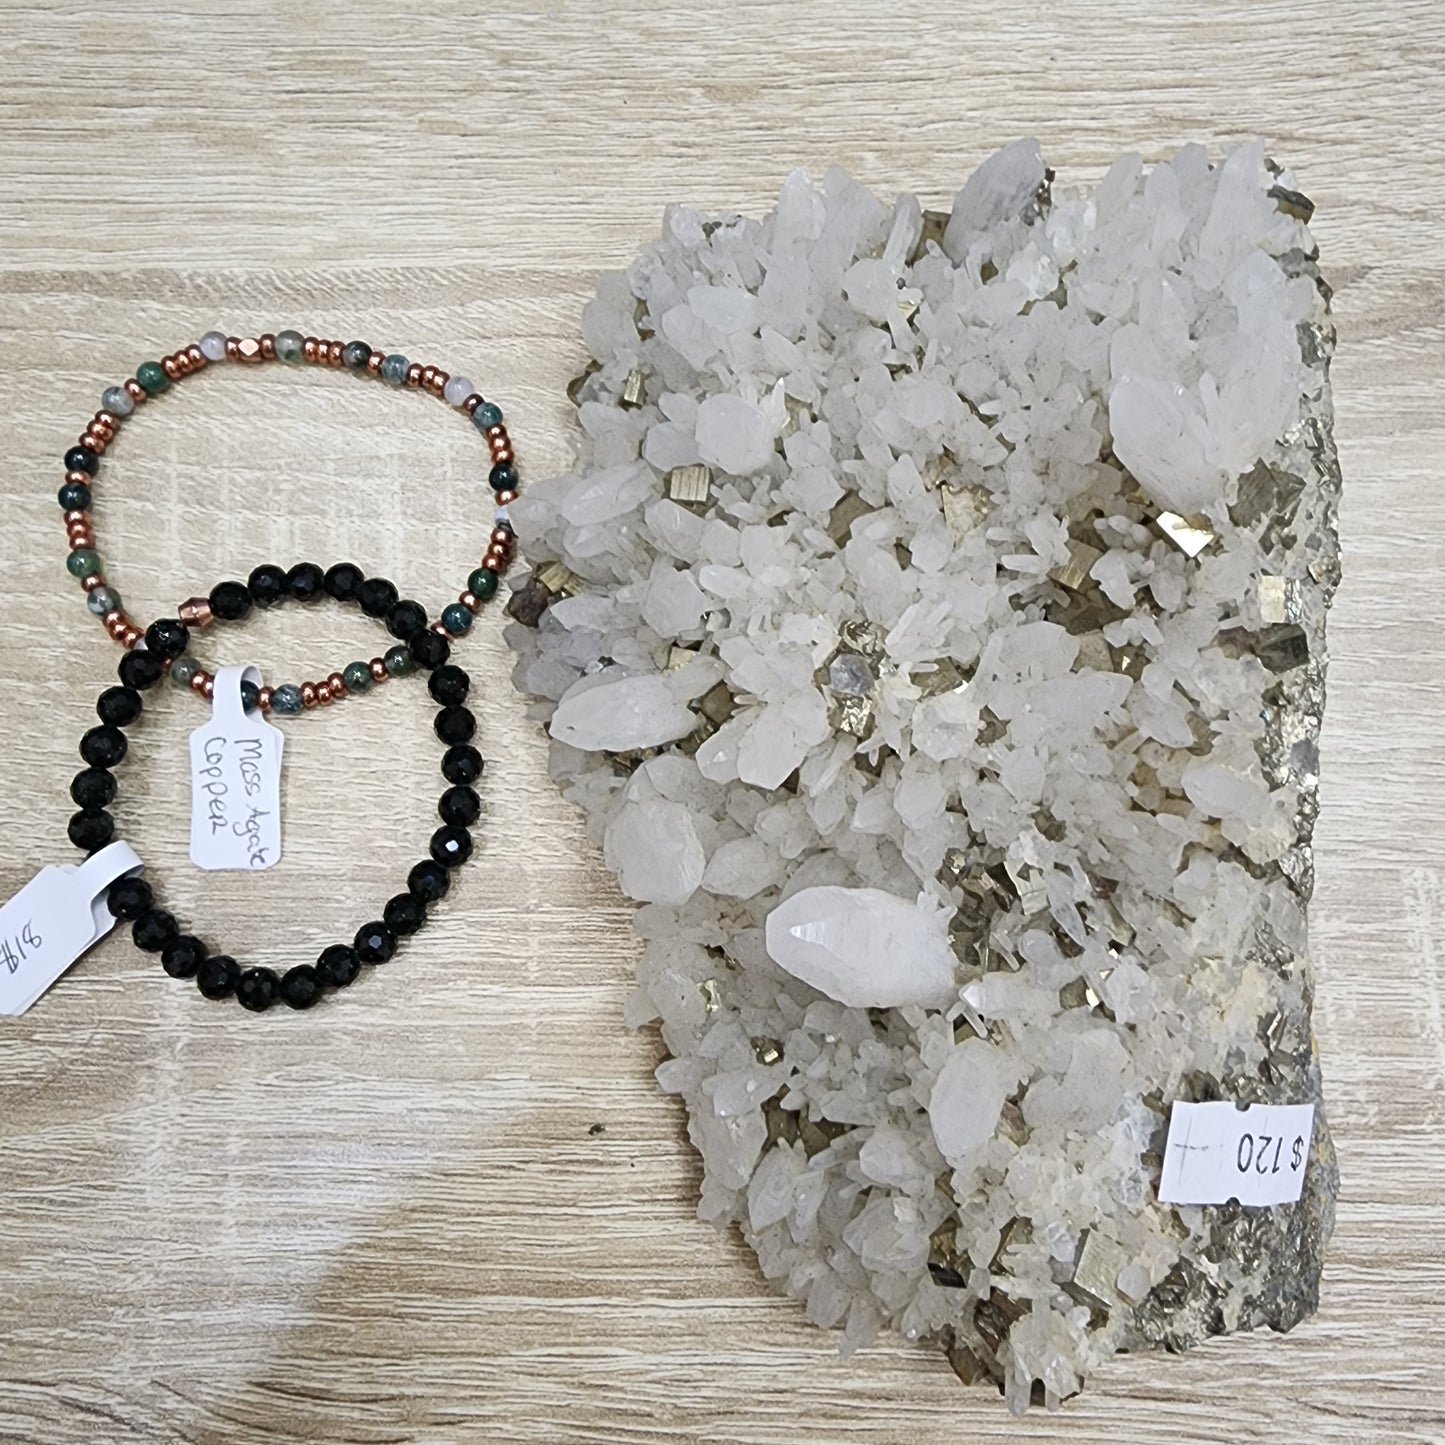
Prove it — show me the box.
[189,665,285,871]
[1158,1100,1315,1207]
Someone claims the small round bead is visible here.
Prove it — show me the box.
[327,340,344,365]
[430,825,473,869]
[192,670,213,697]
[237,966,280,1012]
[258,334,276,360]
[96,685,143,727]
[101,384,135,416]
[407,858,451,904]
[354,921,397,965]
[64,445,99,476]
[300,682,318,708]
[342,661,372,693]
[441,744,484,786]
[316,944,362,989]
[118,650,165,690]
[162,356,182,380]
[379,353,409,386]
[68,809,114,852]
[405,362,423,386]
[409,630,450,670]
[439,785,481,828]
[80,725,127,768]
[358,577,400,619]
[162,935,208,979]
[366,351,384,374]
[280,964,323,1009]
[443,374,473,406]
[274,329,304,363]
[435,706,476,746]
[387,598,428,640]
[325,671,346,698]
[286,561,325,601]
[105,613,130,640]
[69,529,96,552]
[473,401,504,430]
[240,679,261,714]
[383,644,414,677]
[106,875,153,920]
[369,658,388,683]
[71,767,116,809]
[316,682,334,706]
[135,361,169,395]
[341,340,371,369]
[197,955,241,999]
[59,480,93,510]
[468,567,500,602]
[144,617,189,658]
[441,602,473,635]
[86,585,121,617]
[209,579,252,621]
[323,561,365,602]
[248,563,288,608]
[169,656,201,687]
[67,549,101,579]
[460,592,481,614]
[270,683,304,715]
[122,625,143,649]
[132,908,179,953]
[198,331,228,362]
[125,378,147,401]
[383,892,426,937]
[428,665,471,706]
[258,686,273,712]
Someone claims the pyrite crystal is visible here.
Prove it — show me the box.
[507,141,1339,1409]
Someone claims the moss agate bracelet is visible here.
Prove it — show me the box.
[67,583,484,1013]
[59,328,520,712]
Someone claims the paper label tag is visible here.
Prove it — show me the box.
[1159,1100,1315,1207]
[0,841,144,1016]
[189,665,284,871]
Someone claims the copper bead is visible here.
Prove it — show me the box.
[81,574,105,593]
[259,334,276,360]
[463,395,482,414]
[325,671,346,696]
[63,509,88,526]
[366,351,384,375]
[237,337,263,363]
[301,682,318,708]
[258,686,273,713]
[124,378,147,402]
[369,658,388,682]
[178,596,214,628]
[302,336,319,363]
[316,682,333,705]
[121,626,142,649]
[328,340,344,366]
[185,345,205,368]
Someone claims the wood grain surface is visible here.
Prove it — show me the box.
[0,3,1442,1441]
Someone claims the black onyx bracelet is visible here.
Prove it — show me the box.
[68,580,484,1013]
[59,328,520,713]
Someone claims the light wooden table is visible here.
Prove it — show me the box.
[0,4,1442,1442]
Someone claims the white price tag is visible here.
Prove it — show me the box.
[189,665,284,871]
[0,841,145,1016]
[1159,1100,1315,1207]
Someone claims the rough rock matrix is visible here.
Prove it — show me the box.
[506,141,1340,1408]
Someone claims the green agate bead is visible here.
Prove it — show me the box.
[67,548,101,579]
[468,567,499,601]
[343,661,373,693]
[384,644,414,677]
[342,340,371,369]
[274,329,305,363]
[135,361,169,395]
[270,684,304,715]
[442,602,474,635]
[380,353,408,386]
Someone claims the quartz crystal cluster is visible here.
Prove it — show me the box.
[506,141,1340,1408]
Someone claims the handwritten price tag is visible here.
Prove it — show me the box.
[0,841,144,1016]
[189,665,284,872]
[1158,1100,1315,1207]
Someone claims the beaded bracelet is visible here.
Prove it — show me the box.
[59,328,520,712]
[66,585,484,1013]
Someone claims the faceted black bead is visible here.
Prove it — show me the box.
[71,766,116,809]
[236,966,280,1012]
[358,577,400,619]
[197,954,240,998]
[286,561,325,601]
[386,599,429,640]
[383,892,426,937]
[80,725,127,768]
[439,784,481,828]
[408,629,450,671]
[106,875,153,920]
[118,649,165,690]
[144,617,189,659]
[208,580,252,621]
[488,461,519,491]
[430,825,473,869]
[247,563,288,608]
[96,685,143,727]
[68,808,114,852]
[427,664,471,707]
[280,964,322,1009]
[58,480,92,510]
[64,445,99,476]
[161,934,208,979]
[441,744,484,786]
[315,944,361,989]
[434,706,476,746]
[323,561,365,603]
[407,859,451,904]
[354,921,397,965]
[132,908,179,953]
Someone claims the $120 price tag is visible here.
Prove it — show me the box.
[1158,1100,1315,1207]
